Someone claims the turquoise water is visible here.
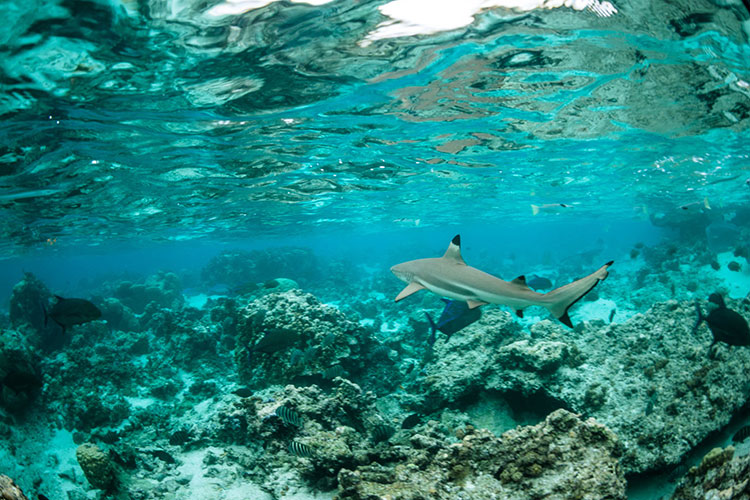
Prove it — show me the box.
[1,1,750,499]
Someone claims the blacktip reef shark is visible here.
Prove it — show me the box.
[390,235,613,328]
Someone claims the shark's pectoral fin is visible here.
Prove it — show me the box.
[395,282,425,302]
[467,299,487,309]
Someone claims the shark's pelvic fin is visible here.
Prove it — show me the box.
[442,234,466,265]
[467,299,487,309]
[395,282,425,302]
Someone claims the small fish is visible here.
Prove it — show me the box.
[667,463,688,483]
[694,293,750,350]
[247,328,300,363]
[146,449,176,464]
[231,282,260,295]
[232,387,253,398]
[531,203,572,216]
[323,365,346,379]
[321,332,337,348]
[275,405,303,427]
[679,198,711,211]
[288,441,313,458]
[526,275,553,291]
[732,425,750,443]
[425,299,481,346]
[43,296,102,334]
[608,308,616,324]
[401,413,422,430]
[372,424,395,443]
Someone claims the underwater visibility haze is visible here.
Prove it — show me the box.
[1,0,750,498]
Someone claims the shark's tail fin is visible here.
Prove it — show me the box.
[542,261,613,328]
[531,204,540,216]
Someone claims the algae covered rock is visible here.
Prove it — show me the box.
[9,272,50,335]
[0,330,41,412]
[671,446,750,499]
[76,442,116,490]
[337,409,625,500]
[236,289,386,389]
[420,298,750,474]
[0,474,30,500]
[114,271,183,314]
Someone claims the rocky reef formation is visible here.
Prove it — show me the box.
[112,271,183,315]
[0,329,41,413]
[76,442,116,491]
[671,446,750,499]
[8,272,50,335]
[337,409,626,500]
[0,474,29,500]
[419,298,750,474]
[236,289,396,392]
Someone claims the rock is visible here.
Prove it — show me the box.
[0,474,30,500]
[671,446,750,499]
[114,271,183,314]
[0,330,41,412]
[337,409,626,500]
[9,272,50,334]
[76,442,116,491]
[418,299,750,474]
[235,290,385,389]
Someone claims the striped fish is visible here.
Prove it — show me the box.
[372,424,395,443]
[732,425,750,443]
[288,441,314,458]
[323,365,346,380]
[275,406,303,427]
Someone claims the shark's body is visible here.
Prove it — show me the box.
[391,235,612,327]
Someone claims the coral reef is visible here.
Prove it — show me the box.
[9,272,50,335]
[671,446,750,499]
[113,271,183,314]
[236,289,395,392]
[0,474,30,500]
[419,298,750,474]
[76,442,116,491]
[0,329,41,413]
[337,409,626,500]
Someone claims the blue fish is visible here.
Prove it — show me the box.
[425,299,481,346]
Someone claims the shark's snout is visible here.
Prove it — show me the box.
[390,264,412,283]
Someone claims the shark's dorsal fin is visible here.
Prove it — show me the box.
[442,234,465,265]
[395,282,425,302]
[510,275,532,291]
